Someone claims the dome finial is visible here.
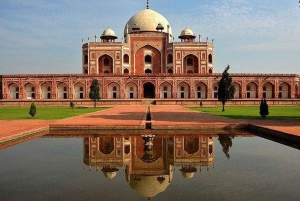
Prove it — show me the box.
[146,0,149,9]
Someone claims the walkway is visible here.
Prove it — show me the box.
[49,105,147,130]
[0,120,51,143]
[151,105,241,129]
[0,105,300,145]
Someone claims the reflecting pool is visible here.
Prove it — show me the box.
[0,131,300,201]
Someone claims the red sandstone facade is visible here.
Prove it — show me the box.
[0,6,299,103]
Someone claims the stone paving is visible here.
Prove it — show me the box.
[0,105,300,144]
[0,120,51,142]
[150,105,242,129]
[247,118,300,136]
[49,105,147,130]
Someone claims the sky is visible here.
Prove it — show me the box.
[0,0,299,75]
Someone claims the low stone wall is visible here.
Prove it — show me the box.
[0,99,144,107]
[247,124,300,143]
[155,99,300,106]
[0,99,299,107]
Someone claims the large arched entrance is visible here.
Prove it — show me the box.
[144,82,155,98]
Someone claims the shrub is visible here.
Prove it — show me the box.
[29,102,36,118]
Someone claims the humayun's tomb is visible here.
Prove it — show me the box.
[0,2,299,106]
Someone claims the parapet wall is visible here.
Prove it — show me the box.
[0,99,299,107]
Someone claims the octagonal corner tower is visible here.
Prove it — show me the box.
[124,8,173,38]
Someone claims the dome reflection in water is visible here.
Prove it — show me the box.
[83,133,215,199]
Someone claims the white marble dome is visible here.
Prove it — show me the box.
[129,175,171,198]
[102,27,116,37]
[124,9,172,37]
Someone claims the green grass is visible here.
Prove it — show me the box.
[189,106,300,120]
[0,107,106,120]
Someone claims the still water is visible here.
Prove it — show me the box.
[0,131,300,201]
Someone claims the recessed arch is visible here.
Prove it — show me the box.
[98,54,113,74]
[74,82,85,99]
[262,82,274,98]
[108,82,120,99]
[99,137,114,155]
[232,82,241,99]
[123,54,129,64]
[278,82,290,98]
[135,45,162,75]
[145,55,152,64]
[160,82,172,99]
[124,68,129,74]
[167,54,173,64]
[212,82,218,99]
[177,82,190,98]
[145,69,152,74]
[8,83,19,99]
[184,137,199,154]
[183,54,199,74]
[208,54,213,63]
[84,54,88,64]
[167,68,173,74]
[144,82,155,98]
[57,82,68,99]
[125,82,138,99]
[246,82,258,98]
[195,82,207,99]
[25,83,35,99]
[41,82,52,99]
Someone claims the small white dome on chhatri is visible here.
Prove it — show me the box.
[102,27,116,37]
[103,171,117,180]
[181,171,195,179]
[180,166,197,179]
[178,27,196,40]
[180,27,194,36]
[101,27,118,40]
[102,167,119,180]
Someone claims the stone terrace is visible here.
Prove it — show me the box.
[0,105,300,145]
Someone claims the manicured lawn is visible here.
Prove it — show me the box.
[0,107,106,120]
[189,106,300,119]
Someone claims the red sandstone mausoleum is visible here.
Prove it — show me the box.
[0,2,299,105]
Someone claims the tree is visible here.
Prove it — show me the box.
[29,102,36,118]
[218,135,234,159]
[89,79,100,108]
[260,98,269,118]
[218,65,235,112]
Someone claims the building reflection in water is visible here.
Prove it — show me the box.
[83,134,214,198]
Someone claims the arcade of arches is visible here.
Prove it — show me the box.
[2,76,298,100]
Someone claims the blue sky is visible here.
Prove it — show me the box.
[0,0,299,74]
